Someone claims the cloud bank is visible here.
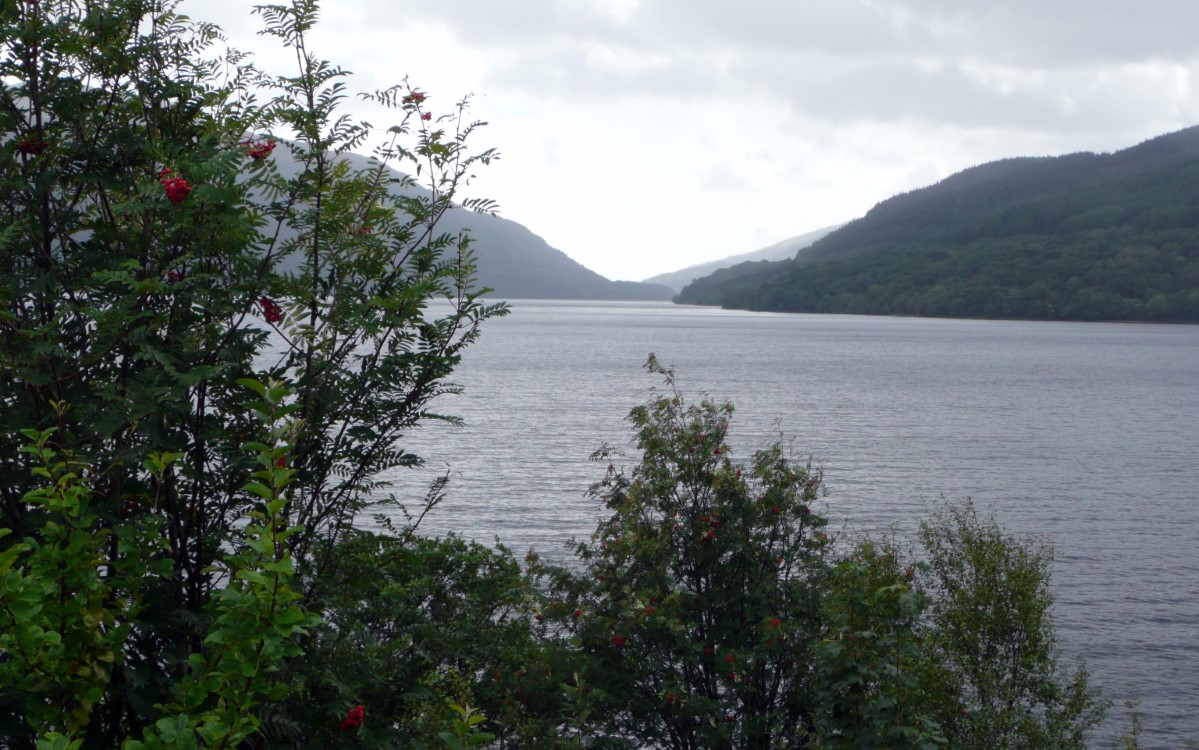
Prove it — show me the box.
[190,0,1199,279]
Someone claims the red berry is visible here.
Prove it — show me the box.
[243,139,276,160]
[339,704,365,731]
[259,297,283,323]
[15,137,46,155]
[160,175,191,204]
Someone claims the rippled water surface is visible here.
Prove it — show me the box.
[382,300,1199,748]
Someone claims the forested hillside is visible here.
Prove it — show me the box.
[677,127,1199,321]
[642,223,841,292]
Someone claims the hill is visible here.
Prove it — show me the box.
[273,149,672,301]
[676,127,1199,322]
[435,209,673,300]
[642,224,841,293]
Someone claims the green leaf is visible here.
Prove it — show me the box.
[237,378,268,398]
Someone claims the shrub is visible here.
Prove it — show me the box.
[915,502,1107,749]
[0,0,502,745]
[270,528,561,747]
[539,355,833,748]
[817,539,942,749]
[537,360,1104,750]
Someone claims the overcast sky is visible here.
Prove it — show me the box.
[187,1,1199,281]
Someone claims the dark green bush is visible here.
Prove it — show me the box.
[534,359,1105,750]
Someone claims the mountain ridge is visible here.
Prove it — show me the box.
[643,224,842,293]
[676,126,1199,322]
[272,148,673,301]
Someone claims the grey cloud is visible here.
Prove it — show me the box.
[745,50,1196,136]
[627,0,924,58]
[352,0,633,45]
[701,163,755,192]
[210,0,1199,143]
[541,136,560,164]
[878,1,1199,65]
[355,1,1199,71]
[206,0,1199,77]
[350,0,927,67]
[747,54,1063,129]
[479,40,730,99]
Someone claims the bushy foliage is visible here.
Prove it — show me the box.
[915,502,1107,749]
[533,356,873,748]
[120,379,319,750]
[817,540,940,749]
[269,527,561,747]
[0,423,128,740]
[534,359,1105,750]
[0,0,502,745]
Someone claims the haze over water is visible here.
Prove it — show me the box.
[385,300,1199,749]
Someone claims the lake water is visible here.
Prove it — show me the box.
[381,300,1199,749]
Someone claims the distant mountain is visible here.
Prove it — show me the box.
[676,126,1199,322]
[272,149,673,301]
[436,209,673,300]
[642,224,842,293]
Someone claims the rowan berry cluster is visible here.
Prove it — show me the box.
[260,297,284,323]
[158,168,191,204]
[242,139,277,160]
[339,704,364,731]
[15,137,46,155]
